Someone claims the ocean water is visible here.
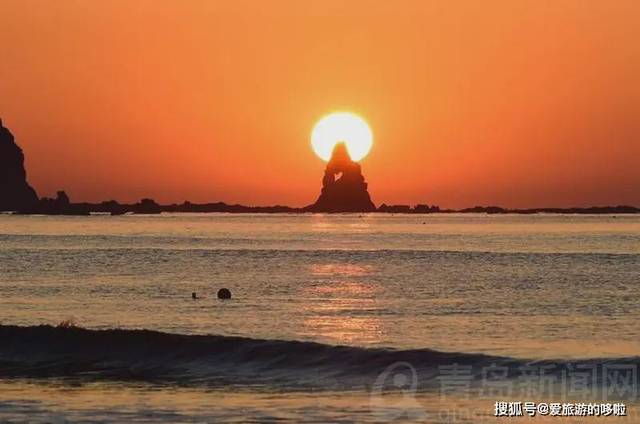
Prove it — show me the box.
[0,213,638,422]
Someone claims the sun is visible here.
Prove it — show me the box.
[311,112,373,162]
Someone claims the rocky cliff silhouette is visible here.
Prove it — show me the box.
[307,142,376,212]
[0,119,38,212]
[1,118,636,215]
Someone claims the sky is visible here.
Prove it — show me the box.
[1,0,639,208]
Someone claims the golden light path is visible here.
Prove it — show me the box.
[310,112,373,162]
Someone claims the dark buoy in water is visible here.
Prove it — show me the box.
[217,288,232,299]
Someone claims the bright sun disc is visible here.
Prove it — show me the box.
[311,112,373,162]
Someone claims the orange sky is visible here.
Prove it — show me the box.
[1,0,638,208]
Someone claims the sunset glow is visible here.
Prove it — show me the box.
[0,2,639,422]
[1,1,639,208]
[311,112,373,162]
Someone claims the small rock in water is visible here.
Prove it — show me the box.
[217,288,232,299]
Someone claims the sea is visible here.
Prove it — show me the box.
[0,213,638,423]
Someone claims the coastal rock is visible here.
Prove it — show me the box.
[38,191,89,215]
[133,198,162,214]
[0,119,39,212]
[307,142,376,212]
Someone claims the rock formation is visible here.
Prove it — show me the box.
[307,142,376,212]
[0,119,39,211]
[133,198,162,214]
[38,191,89,215]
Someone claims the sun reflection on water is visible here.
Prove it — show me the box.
[310,263,374,277]
[301,263,384,345]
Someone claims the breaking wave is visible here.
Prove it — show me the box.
[0,325,637,392]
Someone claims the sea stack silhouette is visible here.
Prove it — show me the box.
[307,142,376,212]
[0,119,38,212]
